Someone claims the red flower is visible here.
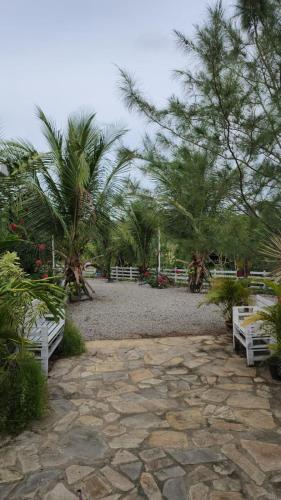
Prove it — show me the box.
[38,243,46,252]
[35,259,42,268]
[144,271,150,277]
[41,273,49,279]
[9,223,18,232]
[176,269,181,274]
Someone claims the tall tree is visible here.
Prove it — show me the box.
[120,0,281,229]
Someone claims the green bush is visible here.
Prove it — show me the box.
[204,278,250,323]
[0,352,47,435]
[57,320,85,357]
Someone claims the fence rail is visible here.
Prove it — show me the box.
[109,266,270,283]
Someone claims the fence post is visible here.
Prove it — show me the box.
[174,267,177,284]
[130,267,132,280]
[116,266,118,281]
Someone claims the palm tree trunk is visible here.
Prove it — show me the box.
[65,255,93,301]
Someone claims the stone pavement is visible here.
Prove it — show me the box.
[0,335,281,499]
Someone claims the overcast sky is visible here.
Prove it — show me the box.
[0,0,233,151]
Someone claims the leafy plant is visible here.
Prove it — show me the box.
[243,280,281,354]
[262,234,281,283]
[57,320,85,357]
[204,278,250,323]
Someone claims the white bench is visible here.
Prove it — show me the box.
[255,294,277,309]
[233,305,275,366]
[25,304,65,374]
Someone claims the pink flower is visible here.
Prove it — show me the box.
[41,273,49,279]
[9,223,18,232]
[38,243,46,252]
[35,259,42,268]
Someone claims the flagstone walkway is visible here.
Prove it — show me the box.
[1,335,281,499]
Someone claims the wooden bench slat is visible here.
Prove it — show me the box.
[23,301,66,373]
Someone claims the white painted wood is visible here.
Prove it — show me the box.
[40,326,49,374]
[233,305,275,366]
[24,302,65,374]
[255,294,277,309]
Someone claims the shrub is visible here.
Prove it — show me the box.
[57,320,85,357]
[0,352,47,435]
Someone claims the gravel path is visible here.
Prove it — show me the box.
[68,280,226,340]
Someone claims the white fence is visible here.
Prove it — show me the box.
[110,266,140,280]
[110,266,270,283]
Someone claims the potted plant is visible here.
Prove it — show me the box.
[203,278,250,329]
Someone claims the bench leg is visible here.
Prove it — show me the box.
[246,346,254,366]
[233,336,241,353]
[233,327,241,353]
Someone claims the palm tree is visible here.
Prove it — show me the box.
[262,234,281,283]
[0,109,133,299]
[126,200,158,276]
[142,148,231,258]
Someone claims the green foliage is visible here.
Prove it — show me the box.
[0,352,47,435]
[0,110,133,297]
[248,302,281,358]
[204,278,250,323]
[57,320,85,357]
[0,252,65,337]
[0,252,64,434]
[237,0,271,31]
[142,148,232,257]
[258,305,281,344]
[120,0,281,259]
[262,235,281,282]
[126,199,158,273]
